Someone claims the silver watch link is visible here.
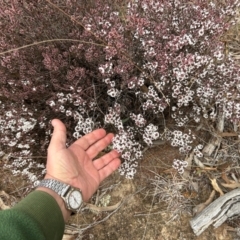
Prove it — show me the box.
[38,179,83,213]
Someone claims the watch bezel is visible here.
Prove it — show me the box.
[66,188,83,212]
[67,187,83,211]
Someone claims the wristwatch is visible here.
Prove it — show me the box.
[38,179,83,213]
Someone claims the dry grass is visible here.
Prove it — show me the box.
[224,9,240,64]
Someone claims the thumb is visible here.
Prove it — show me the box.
[48,119,67,153]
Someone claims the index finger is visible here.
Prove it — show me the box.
[73,128,107,150]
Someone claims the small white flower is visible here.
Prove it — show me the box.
[85,24,92,31]
[99,67,105,74]
[107,88,121,98]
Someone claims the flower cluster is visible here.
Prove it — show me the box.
[73,116,94,139]
[104,103,123,130]
[143,124,159,146]
[112,129,143,179]
[130,113,146,128]
[4,156,46,186]
[172,159,188,174]
[170,130,194,154]
[193,144,204,158]
[142,86,169,113]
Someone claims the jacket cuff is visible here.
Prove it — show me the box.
[13,190,65,240]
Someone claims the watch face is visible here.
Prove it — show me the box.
[68,190,82,210]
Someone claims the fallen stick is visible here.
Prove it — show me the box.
[190,188,240,236]
[84,200,122,213]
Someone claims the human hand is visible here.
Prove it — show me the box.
[44,119,121,202]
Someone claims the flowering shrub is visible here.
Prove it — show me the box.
[0,0,240,182]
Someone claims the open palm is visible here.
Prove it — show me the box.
[45,119,121,201]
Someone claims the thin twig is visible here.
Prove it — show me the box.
[141,183,158,240]
[84,200,122,213]
[8,156,47,159]
[134,210,163,217]
[0,39,105,56]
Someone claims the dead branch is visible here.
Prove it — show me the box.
[190,188,240,236]
[193,155,205,169]
[220,182,240,189]
[202,111,224,157]
[210,178,224,196]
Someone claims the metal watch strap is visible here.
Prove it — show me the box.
[38,179,70,197]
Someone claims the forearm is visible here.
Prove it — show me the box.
[0,191,65,240]
[36,187,71,222]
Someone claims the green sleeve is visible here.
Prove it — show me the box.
[0,191,65,240]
